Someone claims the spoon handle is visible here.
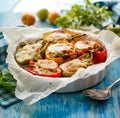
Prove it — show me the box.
[107,78,120,89]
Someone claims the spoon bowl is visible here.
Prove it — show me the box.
[83,78,120,100]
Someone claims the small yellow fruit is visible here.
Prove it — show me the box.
[37,8,49,21]
[48,12,60,24]
[21,13,35,26]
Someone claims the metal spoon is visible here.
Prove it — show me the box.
[83,78,120,100]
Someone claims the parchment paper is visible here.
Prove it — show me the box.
[1,26,120,105]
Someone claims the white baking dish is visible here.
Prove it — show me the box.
[56,64,109,93]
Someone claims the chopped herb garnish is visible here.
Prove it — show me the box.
[97,45,103,51]
[55,52,62,57]
[34,57,38,61]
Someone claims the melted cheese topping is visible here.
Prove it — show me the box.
[46,32,70,42]
[75,40,96,50]
[33,60,58,74]
[60,58,87,75]
[47,43,74,54]
[15,41,43,64]
[35,60,58,69]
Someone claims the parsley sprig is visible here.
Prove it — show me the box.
[0,69,16,92]
[55,0,114,29]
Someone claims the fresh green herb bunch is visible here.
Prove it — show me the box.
[0,69,16,92]
[55,0,114,29]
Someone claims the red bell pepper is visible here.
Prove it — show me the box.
[92,47,107,64]
[27,67,62,78]
[29,60,35,65]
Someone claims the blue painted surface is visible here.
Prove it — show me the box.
[0,0,120,118]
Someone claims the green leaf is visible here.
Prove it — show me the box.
[55,0,114,29]
[86,0,92,5]
[55,16,72,28]
[0,69,16,92]
[1,81,16,91]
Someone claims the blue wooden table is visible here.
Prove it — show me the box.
[0,0,120,118]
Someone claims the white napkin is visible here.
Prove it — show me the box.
[1,26,120,105]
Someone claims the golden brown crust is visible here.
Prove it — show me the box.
[15,40,43,64]
[59,58,87,77]
[43,28,79,43]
